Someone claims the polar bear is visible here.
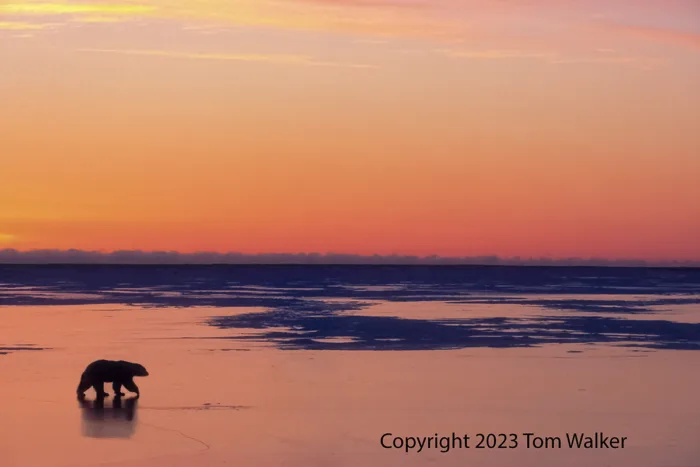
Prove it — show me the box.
[77,360,149,399]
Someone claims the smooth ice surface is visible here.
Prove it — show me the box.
[1,265,699,466]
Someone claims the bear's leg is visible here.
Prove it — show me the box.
[92,382,108,398]
[123,378,140,397]
[113,381,125,397]
[77,379,91,399]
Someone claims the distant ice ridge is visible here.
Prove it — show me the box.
[1,248,699,267]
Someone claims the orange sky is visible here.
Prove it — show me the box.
[1,0,699,260]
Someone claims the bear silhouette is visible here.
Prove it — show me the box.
[77,360,149,399]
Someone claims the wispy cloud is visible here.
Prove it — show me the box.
[0,2,157,31]
[2,0,699,52]
[72,15,131,23]
[0,21,48,30]
[602,23,700,50]
[0,3,156,15]
[0,249,698,267]
[181,24,230,35]
[0,0,457,40]
[550,56,636,64]
[77,48,376,68]
[437,49,555,60]
[437,47,656,67]
[293,0,429,9]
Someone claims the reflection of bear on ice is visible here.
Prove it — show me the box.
[79,396,138,439]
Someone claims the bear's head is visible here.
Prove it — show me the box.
[127,362,149,377]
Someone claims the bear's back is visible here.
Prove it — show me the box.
[83,360,134,381]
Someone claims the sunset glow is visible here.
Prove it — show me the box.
[1,0,699,261]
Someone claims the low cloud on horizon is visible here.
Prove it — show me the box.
[0,249,697,267]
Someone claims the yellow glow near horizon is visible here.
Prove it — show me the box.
[0,234,17,244]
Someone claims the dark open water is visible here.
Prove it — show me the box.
[1,265,699,352]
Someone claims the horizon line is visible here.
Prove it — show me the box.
[0,249,698,268]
